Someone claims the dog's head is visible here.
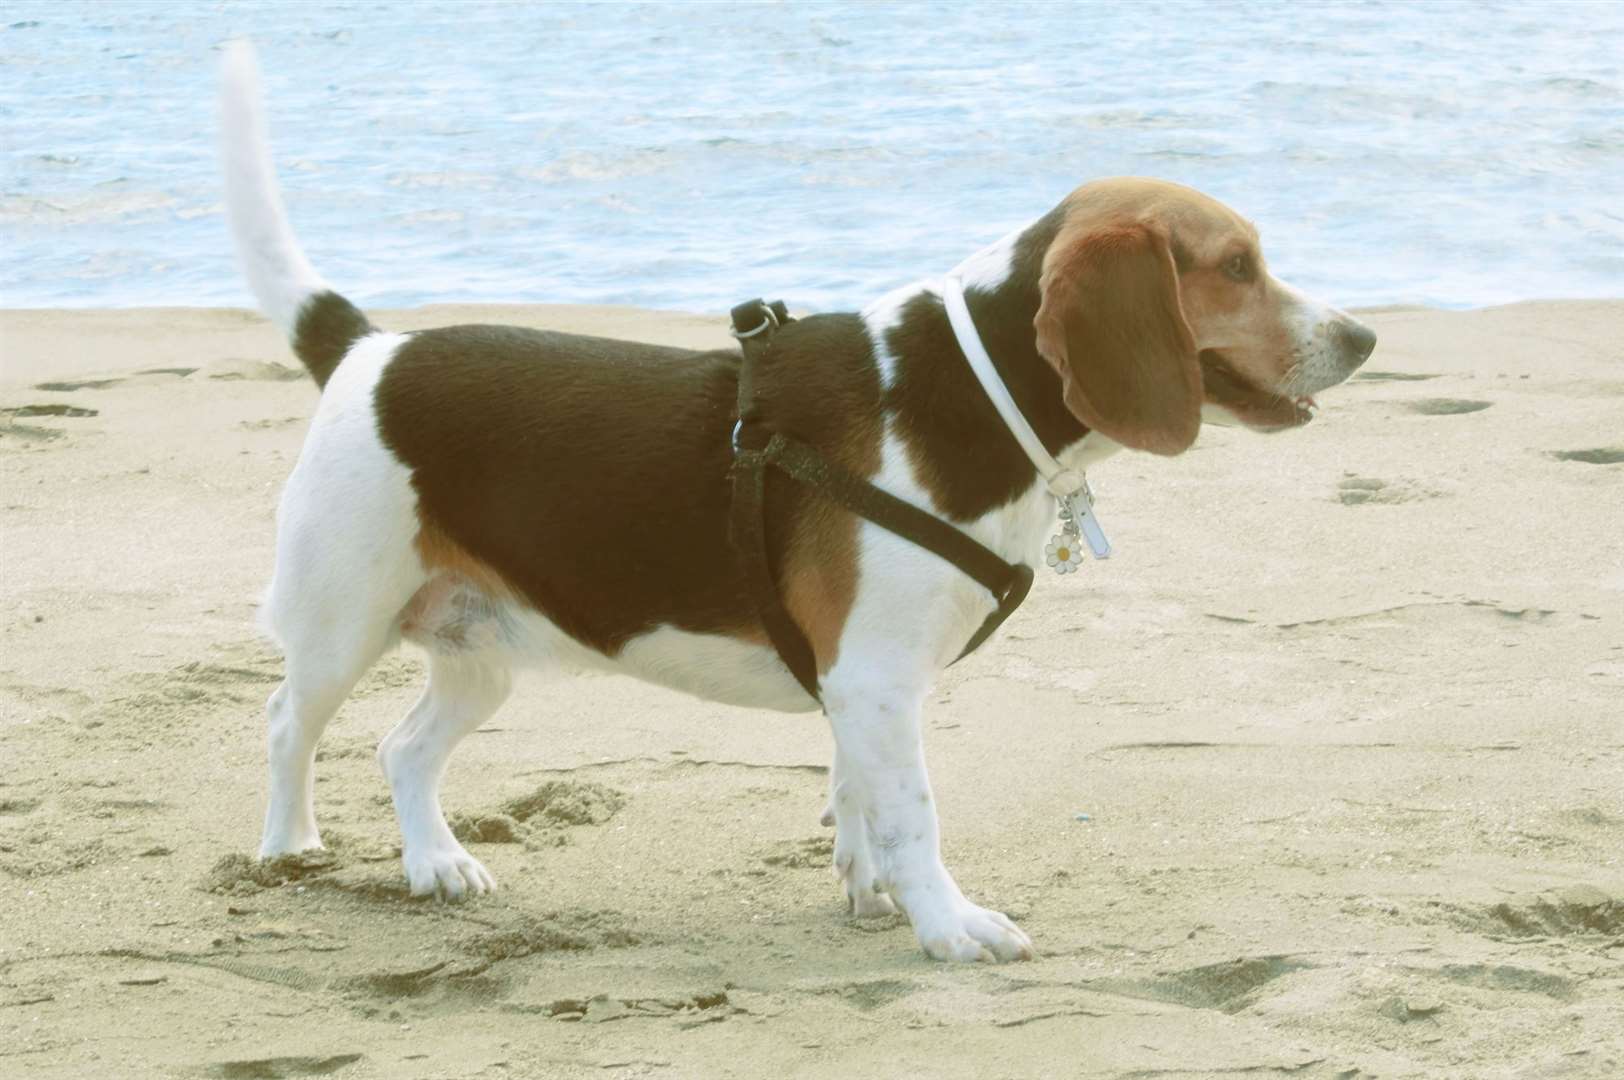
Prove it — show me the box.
[1032,178,1376,455]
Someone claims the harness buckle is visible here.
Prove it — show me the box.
[729,298,779,342]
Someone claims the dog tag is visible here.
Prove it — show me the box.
[1065,482,1111,560]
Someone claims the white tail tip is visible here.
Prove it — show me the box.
[219,37,326,335]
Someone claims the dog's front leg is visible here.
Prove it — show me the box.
[825,748,898,918]
[823,678,1033,962]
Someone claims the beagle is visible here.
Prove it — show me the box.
[221,42,1375,963]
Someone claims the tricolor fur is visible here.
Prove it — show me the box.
[222,40,1375,962]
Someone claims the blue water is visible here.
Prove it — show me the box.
[3,1,1622,313]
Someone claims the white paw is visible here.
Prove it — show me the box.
[913,900,1033,963]
[848,880,899,919]
[402,843,495,901]
[258,831,322,859]
[834,845,896,918]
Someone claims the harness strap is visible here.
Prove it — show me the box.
[731,430,1033,705]
[727,298,1033,706]
[730,442,821,701]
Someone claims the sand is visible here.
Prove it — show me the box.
[1,300,1621,1079]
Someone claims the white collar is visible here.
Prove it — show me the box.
[941,274,1112,560]
[942,275,1085,498]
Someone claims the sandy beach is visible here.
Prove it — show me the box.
[1,300,1621,1078]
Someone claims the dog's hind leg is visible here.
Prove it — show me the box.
[378,651,510,900]
[260,634,393,857]
[258,513,423,858]
[257,333,426,858]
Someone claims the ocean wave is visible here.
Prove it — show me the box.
[386,171,501,192]
[0,190,177,226]
[2,0,1621,310]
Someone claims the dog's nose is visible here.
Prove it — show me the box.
[1332,317,1377,369]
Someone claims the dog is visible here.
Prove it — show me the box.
[221,40,1375,963]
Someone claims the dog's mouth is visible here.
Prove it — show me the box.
[1199,350,1315,431]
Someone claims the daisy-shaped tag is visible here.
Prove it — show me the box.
[1045,533,1084,574]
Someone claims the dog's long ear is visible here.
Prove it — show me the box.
[1032,222,1201,455]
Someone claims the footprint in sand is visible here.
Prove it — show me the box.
[206,1053,362,1078]
[1431,963,1578,1001]
[1549,447,1624,465]
[204,358,305,382]
[34,377,121,391]
[1335,475,1438,505]
[1404,398,1493,415]
[33,369,196,392]
[32,362,298,394]
[204,849,341,895]
[1355,370,1442,382]
[2,404,98,446]
[461,908,643,961]
[237,416,305,431]
[1443,884,1624,940]
[101,656,284,729]
[1090,955,1314,1011]
[759,834,834,870]
[450,780,628,847]
[0,421,64,443]
[3,403,98,418]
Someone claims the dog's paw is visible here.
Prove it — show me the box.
[846,878,899,919]
[912,900,1033,963]
[402,842,495,901]
[834,837,895,918]
[258,835,323,859]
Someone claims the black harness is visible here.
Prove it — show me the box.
[727,298,1033,706]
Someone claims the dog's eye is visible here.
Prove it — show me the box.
[1222,253,1253,283]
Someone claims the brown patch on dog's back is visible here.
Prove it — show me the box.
[375,317,883,677]
[376,325,753,656]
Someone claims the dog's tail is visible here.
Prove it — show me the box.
[220,38,372,390]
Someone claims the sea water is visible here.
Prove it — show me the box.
[2,0,1621,312]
